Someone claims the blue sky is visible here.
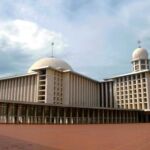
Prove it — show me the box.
[0,0,150,80]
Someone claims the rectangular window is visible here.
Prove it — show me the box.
[137,74,140,79]
[142,73,145,78]
[144,103,147,109]
[128,76,131,80]
[135,61,138,65]
[141,60,145,64]
[141,65,146,69]
[135,66,139,71]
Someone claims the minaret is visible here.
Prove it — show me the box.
[132,41,149,72]
[138,40,141,48]
[51,42,54,57]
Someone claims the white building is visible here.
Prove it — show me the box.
[106,47,150,111]
[0,46,149,124]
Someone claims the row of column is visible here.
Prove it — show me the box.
[69,74,99,107]
[99,81,114,108]
[0,103,144,124]
[0,75,37,102]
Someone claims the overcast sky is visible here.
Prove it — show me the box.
[0,0,150,80]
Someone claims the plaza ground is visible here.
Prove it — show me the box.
[0,124,149,150]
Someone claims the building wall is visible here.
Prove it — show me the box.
[46,69,63,105]
[46,69,54,104]
[0,74,38,102]
[145,72,150,110]
[46,68,116,108]
[114,72,148,110]
[37,69,47,102]
[99,81,116,108]
[46,69,101,107]
[0,67,118,109]
[63,72,70,105]
[71,72,99,107]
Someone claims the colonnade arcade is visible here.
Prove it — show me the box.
[0,102,145,124]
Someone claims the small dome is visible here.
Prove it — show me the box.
[28,57,73,73]
[132,48,148,61]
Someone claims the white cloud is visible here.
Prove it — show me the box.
[0,0,150,79]
[0,19,67,57]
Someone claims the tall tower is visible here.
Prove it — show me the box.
[132,47,149,72]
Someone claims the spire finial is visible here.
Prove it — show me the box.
[138,40,141,48]
[51,42,54,57]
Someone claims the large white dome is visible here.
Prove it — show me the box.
[132,48,148,61]
[28,57,73,73]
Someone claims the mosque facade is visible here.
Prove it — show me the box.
[0,47,149,124]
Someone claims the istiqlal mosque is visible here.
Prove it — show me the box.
[0,44,150,124]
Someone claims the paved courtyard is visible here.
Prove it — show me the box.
[0,124,149,150]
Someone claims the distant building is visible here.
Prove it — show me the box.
[0,47,149,124]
